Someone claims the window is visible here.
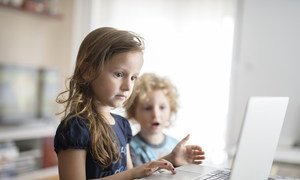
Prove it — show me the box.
[86,0,236,166]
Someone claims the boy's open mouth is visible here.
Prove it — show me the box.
[151,122,160,127]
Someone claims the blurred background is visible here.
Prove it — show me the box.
[0,0,299,179]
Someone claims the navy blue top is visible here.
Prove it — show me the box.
[54,114,132,179]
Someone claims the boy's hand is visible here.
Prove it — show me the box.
[170,134,205,167]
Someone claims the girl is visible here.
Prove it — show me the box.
[125,73,180,166]
[54,27,205,180]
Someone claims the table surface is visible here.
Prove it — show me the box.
[140,164,298,180]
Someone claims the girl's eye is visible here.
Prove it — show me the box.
[143,106,152,111]
[115,72,124,78]
[160,105,166,110]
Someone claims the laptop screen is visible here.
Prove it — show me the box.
[230,97,289,180]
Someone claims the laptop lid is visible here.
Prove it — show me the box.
[230,97,289,180]
[141,97,289,180]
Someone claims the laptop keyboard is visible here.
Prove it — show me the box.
[196,170,231,180]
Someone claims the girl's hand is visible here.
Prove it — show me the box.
[133,159,176,179]
[170,134,205,167]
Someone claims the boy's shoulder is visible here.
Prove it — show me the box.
[130,134,146,148]
[165,135,179,146]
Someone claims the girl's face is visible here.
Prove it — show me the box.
[91,51,143,111]
[134,89,171,134]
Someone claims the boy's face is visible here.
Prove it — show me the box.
[134,89,171,134]
[91,51,143,111]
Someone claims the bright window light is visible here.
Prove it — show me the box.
[91,0,235,166]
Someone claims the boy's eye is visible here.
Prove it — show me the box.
[114,72,124,77]
[131,76,138,81]
[160,105,166,110]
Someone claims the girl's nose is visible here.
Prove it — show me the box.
[121,78,132,91]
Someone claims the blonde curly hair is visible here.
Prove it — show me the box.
[125,73,179,123]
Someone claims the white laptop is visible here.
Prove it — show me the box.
[141,97,289,180]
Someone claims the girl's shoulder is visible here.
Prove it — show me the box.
[111,113,127,120]
[111,113,130,127]
[54,116,90,152]
[59,116,89,131]
[111,113,132,143]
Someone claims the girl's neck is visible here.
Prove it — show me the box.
[96,105,115,125]
[138,131,165,145]
[103,113,115,125]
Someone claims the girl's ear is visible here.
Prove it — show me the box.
[80,62,91,81]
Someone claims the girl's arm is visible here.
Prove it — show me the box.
[99,144,175,180]
[58,146,175,180]
[101,159,175,180]
[126,144,134,169]
[57,149,87,180]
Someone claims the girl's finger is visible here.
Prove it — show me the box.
[149,160,176,174]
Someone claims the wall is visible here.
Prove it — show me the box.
[0,2,74,177]
[227,0,300,149]
[0,0,74,90]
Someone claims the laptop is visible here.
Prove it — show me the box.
[141,96,289,180]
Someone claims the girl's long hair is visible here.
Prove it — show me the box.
[56,27,144,167]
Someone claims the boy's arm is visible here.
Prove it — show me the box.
[160,135,205,167]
